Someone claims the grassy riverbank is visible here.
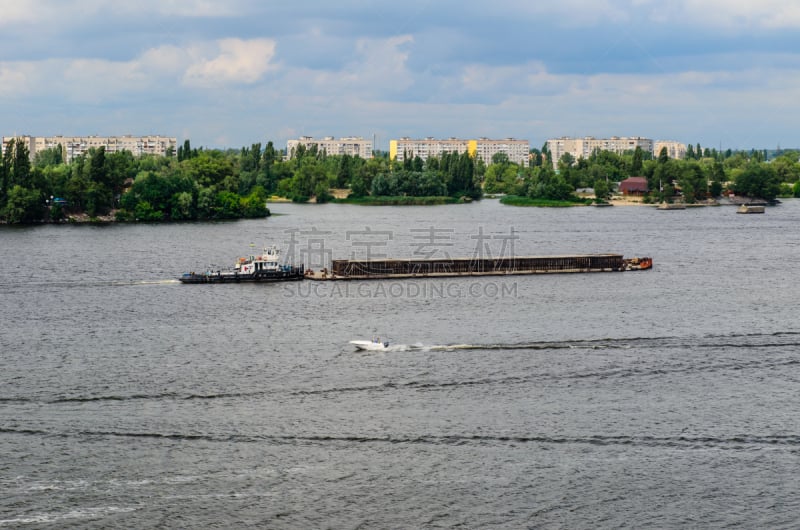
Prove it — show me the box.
[500,195,592,207]
[334,196,463,205]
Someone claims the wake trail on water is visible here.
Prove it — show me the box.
[372,331,800,354]
[5,351,798,406]
[4,331,798,405]
[4,426,800,450]
[0,278,181,291]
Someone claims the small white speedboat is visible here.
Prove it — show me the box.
[350,339,390,351]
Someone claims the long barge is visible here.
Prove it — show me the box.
[306,254,651,280]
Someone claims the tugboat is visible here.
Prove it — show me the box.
[179,245,304,283]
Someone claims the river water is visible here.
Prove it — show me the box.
[2,199,800,528]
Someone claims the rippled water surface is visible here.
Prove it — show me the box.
[2,200,800,528]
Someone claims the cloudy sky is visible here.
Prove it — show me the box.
[2,0,799,150]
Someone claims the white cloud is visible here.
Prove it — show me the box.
[458,61,566,98]
[1,0,242,24]
[476,0,633,26]
[351,35,414,90]
[62,59,150,100]
[0,38,277,102]
[0,0,45,26]
[138,45,189,75]
[139,0,245,17]
[183,38,277,86]
[648,0,800,28]
[490,0,800,29]
[281,34,414,101]
[0,63,34,95]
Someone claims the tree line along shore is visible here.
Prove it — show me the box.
[1,138,797,224]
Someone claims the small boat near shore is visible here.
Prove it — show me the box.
[737,204,765,214]
[179,245,304,284]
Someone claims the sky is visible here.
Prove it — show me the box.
[2,0,800,151]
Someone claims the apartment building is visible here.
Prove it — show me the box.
[390,137,530,166]
[546,136,655,168]
[1,135,35,159]
[472,138,530,166]
[2,135,177,162]
[653,140,687,160]
[286,136,373,159]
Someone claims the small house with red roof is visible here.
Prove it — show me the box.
[619,177,649,196]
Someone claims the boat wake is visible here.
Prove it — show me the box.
[349,331,800,354]
[6,425,800,450]
[349,342,603,353]
[0,278,182,291]
[127,279,181,286]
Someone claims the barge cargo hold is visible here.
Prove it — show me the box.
[306,254,651,280]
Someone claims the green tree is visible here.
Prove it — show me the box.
[593,178,610,202]
[709,159,725,197]
[733,162,779,200]
[677,161,707,203]
[658,146,669,164]
[182,151,235,188]
[0,140,12,211]
[177,139,196,162]
[171,191,195,220]
[0,144,9,213]
[483,161,519,194]
[651,159,682,202]
[335,154,352,188]
[240,186,270,217]
[314,181,333,203]
[134,200,164,221]
[443,152,478,198]
[631,146,644,175]
[196,187,215,219]
[541,142,552,167]
[214,191,243,218]
[104,150,138,195]
[418,170,447,196]
[371,174,392,196]
[89,147,107,184]
[349,172,368,197]
[771,154,800,183]
[7,138,32,191]
[34,145,63,167]
[558,152,575,170]
[4,185,43,223]
[525,166,574,201]
[289,157,328,201]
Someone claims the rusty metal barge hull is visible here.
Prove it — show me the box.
[307,254,649,280]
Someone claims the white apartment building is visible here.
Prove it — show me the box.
[390,137,469,163]
[390,137,530,166]
[546,136,655,168]
[654,140,687,160]
[2,135,177,162]
[286,136,373,159]
[472,138,530,167]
